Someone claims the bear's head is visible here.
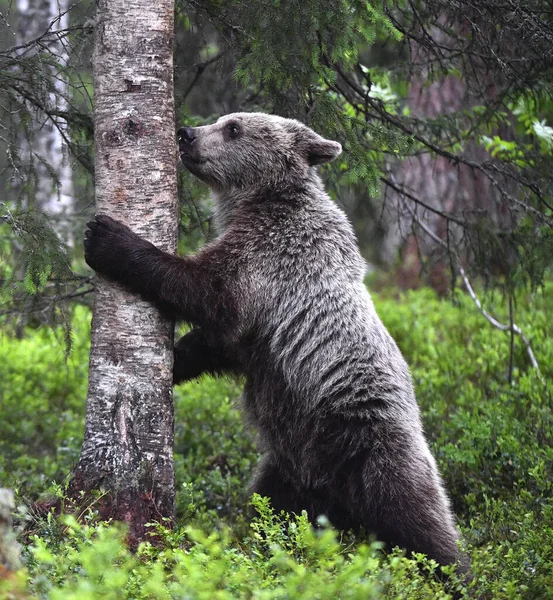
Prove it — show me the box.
[178,113,341,191]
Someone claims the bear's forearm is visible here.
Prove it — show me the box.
[84,215,236,327]
[113,247,229,327]
[117,246,191,316]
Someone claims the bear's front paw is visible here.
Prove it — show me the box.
[84,214,146,280]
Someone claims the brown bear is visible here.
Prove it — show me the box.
[84,112,465,571]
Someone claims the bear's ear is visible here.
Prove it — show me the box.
[305,131,342,166]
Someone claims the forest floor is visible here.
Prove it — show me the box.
[1,285,552,599]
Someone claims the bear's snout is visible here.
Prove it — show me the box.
[178,126,197,142]
[178,127,201,167]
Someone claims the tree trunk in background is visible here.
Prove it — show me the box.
[387,72,471,291]
[69,0,178,546]
[386,27,508,292]
[0,489,20,574]
[16,0,74,242]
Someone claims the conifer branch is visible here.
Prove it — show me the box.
[400,192,542,379]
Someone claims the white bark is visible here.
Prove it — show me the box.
[16,0,74,242]
[70,0,178,542]
[0,489,20,572]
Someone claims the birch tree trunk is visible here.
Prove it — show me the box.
[69,0,178,545]
[16,0,74,242]
[0,489,20,574]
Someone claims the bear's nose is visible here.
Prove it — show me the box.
[177,127,197,143]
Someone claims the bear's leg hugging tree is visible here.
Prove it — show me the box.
[85,112,467,571]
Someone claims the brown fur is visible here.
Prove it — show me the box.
[84,112,466,572]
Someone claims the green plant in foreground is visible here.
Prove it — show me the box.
[0,285,552,598]
[16,498,462,600]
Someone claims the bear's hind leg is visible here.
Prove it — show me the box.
[362,466,467,572]
[340,448,466,570]
[250,456,320,519]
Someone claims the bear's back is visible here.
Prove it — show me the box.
[229,182,420,452]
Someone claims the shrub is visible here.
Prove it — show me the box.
[17,499,458,600]
[0,284,552,598]
[173,375,257,531]
[0,306,89,498]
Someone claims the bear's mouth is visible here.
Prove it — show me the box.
[179,151,206,166]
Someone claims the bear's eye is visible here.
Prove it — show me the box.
[226,122,241,139]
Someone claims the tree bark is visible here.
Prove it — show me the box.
[69,0,178,546]
[0,489,20,574]
[386,23,510,292]
[16,0,74,242]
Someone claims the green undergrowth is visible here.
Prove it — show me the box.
[0,284,552,598]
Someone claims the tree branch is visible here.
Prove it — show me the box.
[402,198,542,379]
[329,60,553,227]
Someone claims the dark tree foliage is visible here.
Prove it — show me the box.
[176,0,553,287]
[0,16,95,182]
[0,5,95,328]
[385,0,553,287]
[0,0,551,370]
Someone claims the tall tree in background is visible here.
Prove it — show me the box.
[68,0,178,543]
[15,0,74,241]
[387,23,506,291]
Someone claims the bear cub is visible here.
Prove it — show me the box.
[84,112,465,570]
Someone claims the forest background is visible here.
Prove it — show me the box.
[0,0,552,598]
